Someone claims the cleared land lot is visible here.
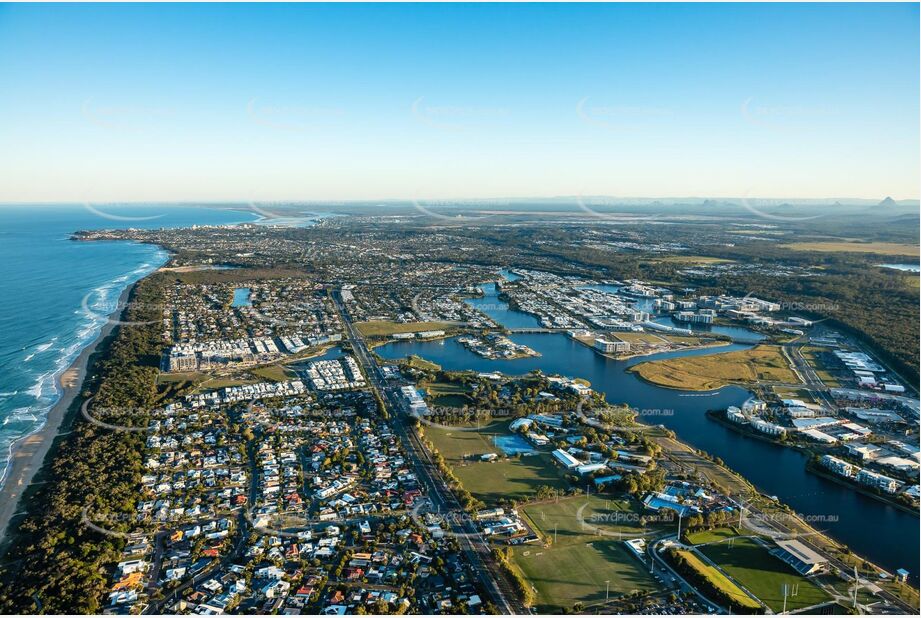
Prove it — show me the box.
[781,241,919,257]
[630,345,798,390]
[698,536,830,612]
[355,320,454,337]
[799,346,842,387]
[423,420,567,504]
[513,495,663,610]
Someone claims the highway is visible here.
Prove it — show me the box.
[330,289,524,615]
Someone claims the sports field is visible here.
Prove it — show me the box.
[423,419,510,460]
[512,495,663,609]
[455,455,567,504]
[672,548,762,612]
[698,536,831,612]
[423,420,567,503]
[521,494,674,542]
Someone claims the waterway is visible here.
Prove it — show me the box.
[376,280,920,580]
[652,316,767,343]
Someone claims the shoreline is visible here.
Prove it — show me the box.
[705,410,920,516]
[0,283,137,545]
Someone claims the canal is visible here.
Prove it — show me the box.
[375,280,920,580]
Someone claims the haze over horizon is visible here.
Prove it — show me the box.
[0,2,918,202]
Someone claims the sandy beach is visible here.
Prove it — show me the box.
[0,283,135,545]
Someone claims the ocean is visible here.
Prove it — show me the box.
[0,204,257,486]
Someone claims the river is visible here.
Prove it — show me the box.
[376,279,920,581]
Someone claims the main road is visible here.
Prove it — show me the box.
[330,289,525,615]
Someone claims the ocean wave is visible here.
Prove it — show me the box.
[23,338,58,362]
[2,407,40,425]
[76,323,100,341]
[1,247,170,491]
[27,370,55,401]
[34,338,57,354]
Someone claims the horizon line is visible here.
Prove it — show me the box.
[0,195,918,206]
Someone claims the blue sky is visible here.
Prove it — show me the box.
[0,2,917,201]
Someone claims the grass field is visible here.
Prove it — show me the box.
[685,526,740,545]
[158,372,261,392]
[699,537,830,612]
[249,364,296,382]
[673,548,762,612]
[423,420,567,503]
[771,386,816,400]
[157,371,206,384]
[512,495,663,609]
[423,379,474,407]
[355,320,454,337]
[455,456,567,504]
[781,241,920,257]
[424,419,508,460]
[630,345,798,390]
[521,494,674,542]
[422,379,473,403]
[616,331,668,344]
[513,540,658,610]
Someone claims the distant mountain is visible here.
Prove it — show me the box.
[878,196,899,207]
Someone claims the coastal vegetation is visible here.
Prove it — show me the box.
[0,274,168,613]
[629,345,798,391]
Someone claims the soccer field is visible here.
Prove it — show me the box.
[699,537,831,612]
[521,494,674,541]
[510,495,667,609]
[513,538,659,610]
